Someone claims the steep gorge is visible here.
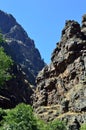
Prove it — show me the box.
[0,10,86,130]
[0,10,45,109]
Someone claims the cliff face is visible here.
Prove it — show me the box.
[0,10,45,85]
[33,15,86,129]
[0,64,33,109]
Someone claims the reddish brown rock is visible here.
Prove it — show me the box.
[33,15,86,129]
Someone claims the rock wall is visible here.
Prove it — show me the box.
[33,15,86,129]
[0,10,45,85]
[0,64,33,109]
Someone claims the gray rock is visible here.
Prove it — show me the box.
[33,15,86,129]
[0,10,45,85]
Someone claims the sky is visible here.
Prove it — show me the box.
[0,0,86,64]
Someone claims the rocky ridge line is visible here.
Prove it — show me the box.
[33,15,86,130]
[0,10,45,85]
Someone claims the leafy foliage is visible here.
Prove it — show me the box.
[0,103,67,130]
[36,117,50,130]
[49,119,67,130]
[0,33,13,86]
[0,47,13,86]
[0,103,37,130]
[0,32,4,43]
[0,108,7,122]
[80,123,86,130]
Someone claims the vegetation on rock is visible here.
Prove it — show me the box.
[0,10,45,85]
[0,10,86,130]
[49,119,66,130]
[80,123,86,130]
[0,103,67,130]
[33,15,86,130]
[0,33,13,86]
[0,32,4,43]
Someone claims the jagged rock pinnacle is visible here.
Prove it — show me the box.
[33,15,86,129]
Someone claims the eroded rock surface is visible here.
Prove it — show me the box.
[0,64,33,109]
[0,10,45,85]
[33,15,86,129]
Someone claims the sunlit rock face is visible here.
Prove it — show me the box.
[0,10,45,85]
[33,15,86,129]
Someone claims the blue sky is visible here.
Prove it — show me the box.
[0,0,86,64]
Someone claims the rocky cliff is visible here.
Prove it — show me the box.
[33,15,86,129]
[0,10,45,85]
[0,64,33,109]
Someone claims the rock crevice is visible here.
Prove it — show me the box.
[33,15,86,129]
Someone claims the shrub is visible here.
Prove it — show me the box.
[0,103,67,130]
[80,123,86,130]
[0,47,13,86]
[0,108,7,122]
[0,33,13,86]
[49,119,67,130]
[1,103,37,130]
[36,117,50,130]
[0,32,4,43]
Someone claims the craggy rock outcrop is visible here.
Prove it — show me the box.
[0,64,33,109]
[33,15,86,129]
[0,10,45,85]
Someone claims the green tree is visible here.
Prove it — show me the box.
[80,123,86,130]
[49,119,67,130]
[0,47,13,86]
[0,103,68,130]
[1,103,37,130]
[0,32,4,43]
[36,117,50,130]
[0,108,7,122]
[0,33,13,86]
